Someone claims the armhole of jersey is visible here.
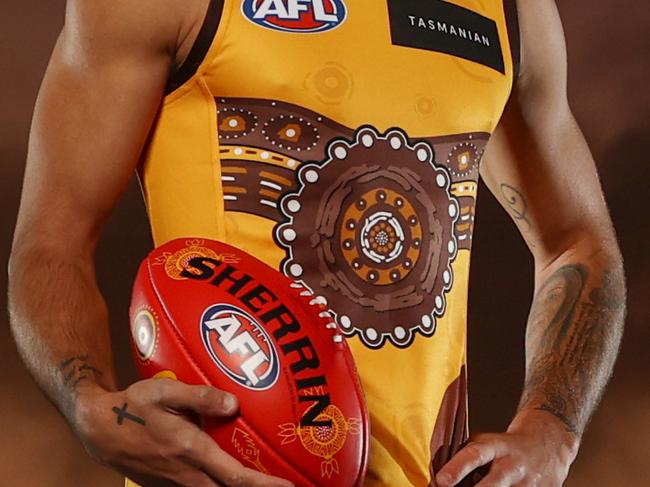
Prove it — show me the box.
[165,0,225,95]
[503,0,521,81]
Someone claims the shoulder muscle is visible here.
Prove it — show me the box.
[13,0,205,253]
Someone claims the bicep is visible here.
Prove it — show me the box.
[15,4,174,255]
[480,0,614,266]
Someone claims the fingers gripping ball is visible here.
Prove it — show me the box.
[129,238,369,486]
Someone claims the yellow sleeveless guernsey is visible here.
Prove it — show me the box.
[134,1,519,485]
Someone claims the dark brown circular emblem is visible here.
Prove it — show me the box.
[275,127,458,348]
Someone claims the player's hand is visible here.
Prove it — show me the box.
[74,378,294,487]
[435,410,579,487]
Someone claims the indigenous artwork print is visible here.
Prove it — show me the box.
[217,98,485,348]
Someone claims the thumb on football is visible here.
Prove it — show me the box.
[153,379,239,417]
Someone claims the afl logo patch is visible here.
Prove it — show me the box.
[242,0,347,33]
[201,304,280,391]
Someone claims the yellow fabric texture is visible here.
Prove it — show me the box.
[135,1,516,485]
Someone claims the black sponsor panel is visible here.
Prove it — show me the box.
[387,0,505,74]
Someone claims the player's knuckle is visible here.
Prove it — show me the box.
[465,442,485,462]
[495,468,509,482]
[225,470,250,487]
[198,385,219,405]
[175,431,198,458]
[496,464,517,483]
[529,472,543,485]
[124,382,142,402]
[152,379,173,402]
[197,385,214,398]
[512,462,526,477]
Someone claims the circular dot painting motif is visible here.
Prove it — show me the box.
[275,126,459,348]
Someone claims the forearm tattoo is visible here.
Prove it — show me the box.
[59,355,103,395]
[519,264,625,435]
[500,183,531,229]
[112,403,146,426]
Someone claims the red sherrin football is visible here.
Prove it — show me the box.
[129,238,369,486]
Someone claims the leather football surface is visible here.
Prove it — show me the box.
[129,238,369,486]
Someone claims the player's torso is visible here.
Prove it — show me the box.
[140,1,518,485]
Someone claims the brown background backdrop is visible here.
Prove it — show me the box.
[1,1,648,485]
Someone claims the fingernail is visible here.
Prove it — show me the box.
[223,393,238,412]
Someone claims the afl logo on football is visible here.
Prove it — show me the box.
[242,0,348,33]
[201,304,280,391]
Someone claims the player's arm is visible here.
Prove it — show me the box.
[437,1,625,486]
[8,1,291,486]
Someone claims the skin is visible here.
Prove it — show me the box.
[8,0,625,486]
[9,1,291,486]
[436,1,625,486]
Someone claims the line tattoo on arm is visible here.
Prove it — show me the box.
[519,263,625,435]
[500,183,531,229]
[112,403,146,426]
[59,355,103,394]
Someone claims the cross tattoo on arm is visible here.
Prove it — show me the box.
[112,403,146,426]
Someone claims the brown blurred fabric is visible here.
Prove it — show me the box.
[1,1,648,485]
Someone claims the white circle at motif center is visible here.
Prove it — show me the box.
[360,212,405,264]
